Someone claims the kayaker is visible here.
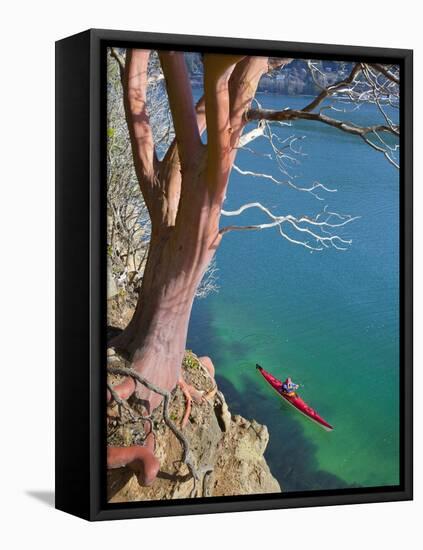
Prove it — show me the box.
[281,377,299,396]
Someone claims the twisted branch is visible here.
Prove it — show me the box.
[369,63,400,85]
[302,63,363,113]
[246,108,398,137]
[245,60,399,168]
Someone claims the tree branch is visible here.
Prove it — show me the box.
[220,202,359,251]
[246,108,399,137]
[203,54,245,200]
[267,57,294,72]
[245,60,399,168]
[302,63,362,112]
[159,95,208,226]
[159,51,202,169]
[123,49,158,213]
[369,63,400,85]
[232,163,337,200]
[228,56,270,148]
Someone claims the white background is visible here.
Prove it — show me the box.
[1,1,420,548]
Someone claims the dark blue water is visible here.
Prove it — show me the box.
[187,94,400,492]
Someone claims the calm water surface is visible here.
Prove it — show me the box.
[187,93,399,492]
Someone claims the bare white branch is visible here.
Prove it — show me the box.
[232,164,337,200]
[220,201,359,251]
[238,123,265,147]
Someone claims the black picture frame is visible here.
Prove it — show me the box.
[55,28,413,521]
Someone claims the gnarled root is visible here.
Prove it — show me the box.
[107,376,136,403]
[178,377,205,428]
[177,356,217,427]
[198,356,215,378]
[107,365,202,482]
[107,433,159,486]
[106,355,219,487]
[106,355,177,413]
[198,356,218,402]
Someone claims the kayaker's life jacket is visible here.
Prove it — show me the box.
[282,378,299,395]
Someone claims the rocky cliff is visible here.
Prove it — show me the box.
[107,351,281,502]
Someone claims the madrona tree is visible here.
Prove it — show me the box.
[106,50,399,484]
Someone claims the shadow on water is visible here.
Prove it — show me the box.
[217,376,355,492]
[188,302,253,365]
[188,301,357,493]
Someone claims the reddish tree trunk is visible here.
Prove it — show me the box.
[111,166,221,411]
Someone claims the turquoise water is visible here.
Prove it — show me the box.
[187,94,400,492]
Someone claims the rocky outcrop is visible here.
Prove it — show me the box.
[212,413,280,497]
[107,352,281,502]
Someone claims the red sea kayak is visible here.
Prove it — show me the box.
[256,364,334,431]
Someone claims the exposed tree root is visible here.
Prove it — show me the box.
[107,354,218,489]
[198,356,215,379]
[107,375,136,403]
[197,356,218,402]
[177,377,204,428]
[107,365,202,482]
[177,378,192,429]
[107,433,159,486]
[107,382,138,421]
[176,355,218,427]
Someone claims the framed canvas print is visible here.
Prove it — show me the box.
[55,29,413,521]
